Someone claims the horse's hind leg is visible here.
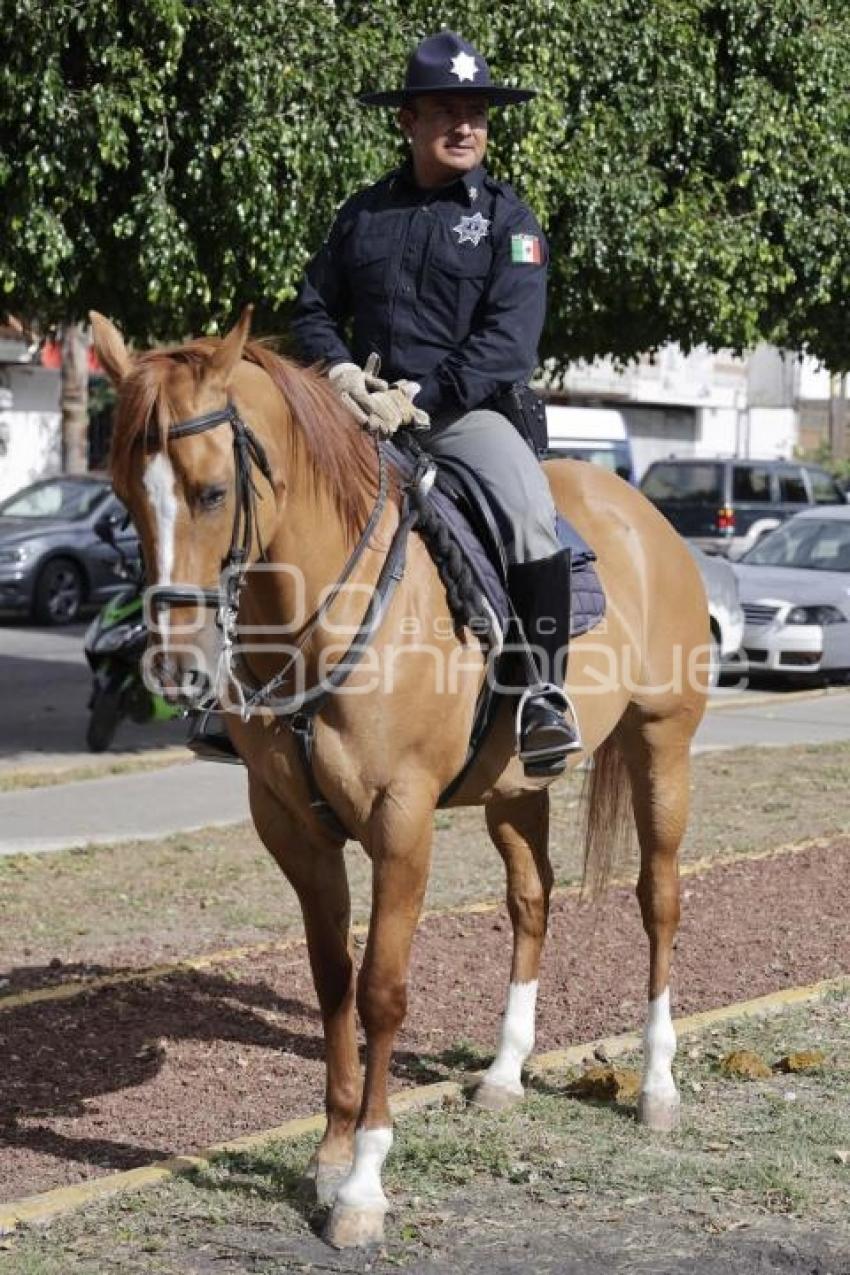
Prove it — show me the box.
[249,779,360,1205]
[618,708,693,1132]
[472,789,552,1111]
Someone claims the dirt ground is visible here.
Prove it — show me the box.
[4,990,849,1274]
[1,836,848,1204]
[2,741,850,978]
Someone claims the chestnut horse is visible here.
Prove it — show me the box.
[91,310,708,1249]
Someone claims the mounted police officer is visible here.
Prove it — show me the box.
[292,30,581,774]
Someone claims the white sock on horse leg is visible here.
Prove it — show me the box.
[642,987,678,1098]
[482,979,538,1094]
[334,1127,393,1213]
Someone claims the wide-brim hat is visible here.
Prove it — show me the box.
[358,30,535,108]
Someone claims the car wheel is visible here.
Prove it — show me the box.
[33,557,84,625]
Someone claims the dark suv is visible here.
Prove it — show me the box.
[640,457,846,557]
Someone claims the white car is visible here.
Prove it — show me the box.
[733,507,850,678]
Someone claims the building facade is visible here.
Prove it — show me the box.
[539,343,829,480]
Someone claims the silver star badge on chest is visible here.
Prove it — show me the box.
[452,211,491,247]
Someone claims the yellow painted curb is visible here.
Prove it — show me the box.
[529,974,849,1075]
[0,1082,460,1235]
[2,833,844,1018]
[0,979,846,1236]
[707,685,850,713]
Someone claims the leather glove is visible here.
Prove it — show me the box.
[328,353,388,419]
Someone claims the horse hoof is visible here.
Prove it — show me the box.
[323,1203,386,1249]
[470,1081,524,1112]
[637,1091,681,1132]
[300,1161,353,1209]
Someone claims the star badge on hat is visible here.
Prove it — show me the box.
[450,51,478,83]
[453,211,491,246]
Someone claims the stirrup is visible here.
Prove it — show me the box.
[515,684,583,776]
[186,707,244,765]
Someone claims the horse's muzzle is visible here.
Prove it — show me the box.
[146,649,212,708]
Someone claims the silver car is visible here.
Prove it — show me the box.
[687,543,745,685]
[733,506,850,678]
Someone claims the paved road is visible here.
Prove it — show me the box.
[1,619,849,855]
[0,620,184,764]
[702,687,850,749]
[0,759,248,855]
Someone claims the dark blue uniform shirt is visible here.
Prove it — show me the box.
[291,163,548,420]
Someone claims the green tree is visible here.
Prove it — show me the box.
[2,0,849,369]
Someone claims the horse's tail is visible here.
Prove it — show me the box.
[581,733,635,898]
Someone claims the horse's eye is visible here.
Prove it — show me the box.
[198,485,227,512]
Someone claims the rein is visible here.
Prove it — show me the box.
[145,398,427,738]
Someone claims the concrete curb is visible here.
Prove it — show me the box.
[706,685,850,712]
[0,975,845,1237]
[1,833,838,1017]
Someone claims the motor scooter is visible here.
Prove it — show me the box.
[83,512,182,751]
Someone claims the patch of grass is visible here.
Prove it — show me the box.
[0,751,189,793]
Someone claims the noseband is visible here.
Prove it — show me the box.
[143,397,416,720]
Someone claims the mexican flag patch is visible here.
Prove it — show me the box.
[510,233,542,264]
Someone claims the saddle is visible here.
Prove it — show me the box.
[383,439,605,646]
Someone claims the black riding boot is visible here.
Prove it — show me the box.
[507,547,582,777]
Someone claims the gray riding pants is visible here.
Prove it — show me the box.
[417,410,560,564]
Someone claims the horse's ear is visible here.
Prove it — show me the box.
[89,312,133,386]
[206,305,253,388]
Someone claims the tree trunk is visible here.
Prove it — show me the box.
[61,323,89,473]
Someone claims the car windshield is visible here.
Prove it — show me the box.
[741,519,850,572]
[0,479,108,521]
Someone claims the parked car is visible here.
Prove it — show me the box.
[640,457,846,558]
[687,543,745,685]
[732,506,850,679]
[0,475,139,625]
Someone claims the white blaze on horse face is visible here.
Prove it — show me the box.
[143,453,179,642]
[642,987,678,1098]
[482,979,538,1095]
[334,1127,393,1213]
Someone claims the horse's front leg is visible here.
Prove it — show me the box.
[324,783,435,1249]
[249,779,360,1205]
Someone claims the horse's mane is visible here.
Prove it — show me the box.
[110,338,382,542]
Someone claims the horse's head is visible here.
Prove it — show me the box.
[90,308,283,707]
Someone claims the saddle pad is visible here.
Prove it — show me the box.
[384,442,606,640]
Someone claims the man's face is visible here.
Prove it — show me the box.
[399,94,488,188]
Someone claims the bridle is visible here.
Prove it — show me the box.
[145,400,276,697]
[144,396,414,720]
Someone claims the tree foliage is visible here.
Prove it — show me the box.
[2,0,849,366]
